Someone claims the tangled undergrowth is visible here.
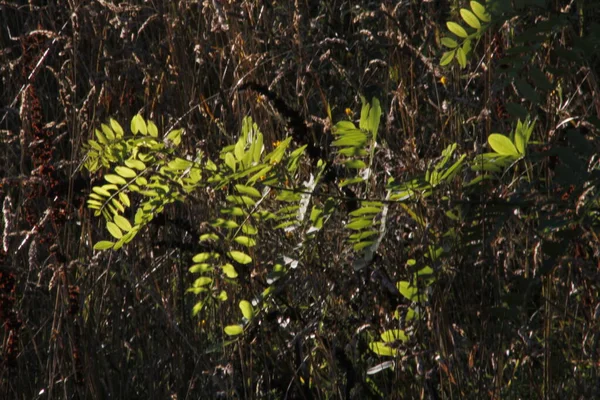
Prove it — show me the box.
[1,1,600,399]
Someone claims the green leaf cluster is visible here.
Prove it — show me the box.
[440,1,490,68]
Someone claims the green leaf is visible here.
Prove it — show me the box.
[192,301,205,315]
[114,215,132,232]
[125,159,146,170]
[447,21,468,38]
[241,224,258,235]
[456,47,467,68]
[235,184,261,198]
[225,152,236,172]
[253,133,263,163]
[396,281,425,302]
[147,120,158,138]
[226,195,256,207]
[222,263,238,278]
[462,39,472,55]
[332,132,368,147]
[93,241,115,250]
[440,50,455,66]
[105,174,127,185]
[224,325,244,336]
[346,218,373,230]
[470,1,490,22]
[234,137,245,161]
[92,186,111,197]
[94,129,108,144]
[228,251,252,264]
[234,236,257,247]
[344,160,367,169]
[118,192,131,207]
[101,123,115,141]
[168,158,193,170]
[381,329,408,343]
[106,222,123,239]
[189,263,212,273]
[488,134,519,156]
[166,129,182,145]
[369,342,397,357]
[110,118,124,138]
[115,166,137,178]
[131,114,147,135]
[460,8,481,30]
[87,200,102,209]
[239,300,255,320]
[349,207,382,216]
[192,252,215,263]
[514,129,526,155]
[368,98,382,138]
[193,277,213,287]
[441,37,458,48]
[217,290,228,301]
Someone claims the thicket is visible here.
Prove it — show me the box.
[1,0,600,399]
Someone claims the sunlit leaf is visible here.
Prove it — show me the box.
[110,118,124,138]
[106,222,123,239]
[118,192,131,207]
[397,281,425,302]
[93,241,115,250]
[193,277,213,287]
[115,166,137,178]
[349,207,381,216]
[217,290,228,301]
[234,236,257,247]
[456,47,467,68]
[224,325,244,336]
[105,174,127,185]
[369,342,397,357]
[125,159,146,170]
[95,129,108,144]
[470,1,490,22]
[460,8,481,29]
[344,160,367,169]
[168,158,193,170]
[192,301,205,316]
[381,329,408,343]
[346,218,373,230]
[241,224,258,235]
[193,252,214,263]
[447,21,468,38]
[101,123,115,141]
[440,50,455,66]
[228,251,252,264]
[222,263,238,278]
[239,300,254,320]
[114,215,132,232]
[441,37,458,48]
[234,137,245,161]
[488,134,519,156]
[235,184,261,198]
[92,186,111,197]
[131,114,147,135]
[189,263,212,273]
[166,128,182,145]
[147,120,158,137]
[225,152,236,172]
